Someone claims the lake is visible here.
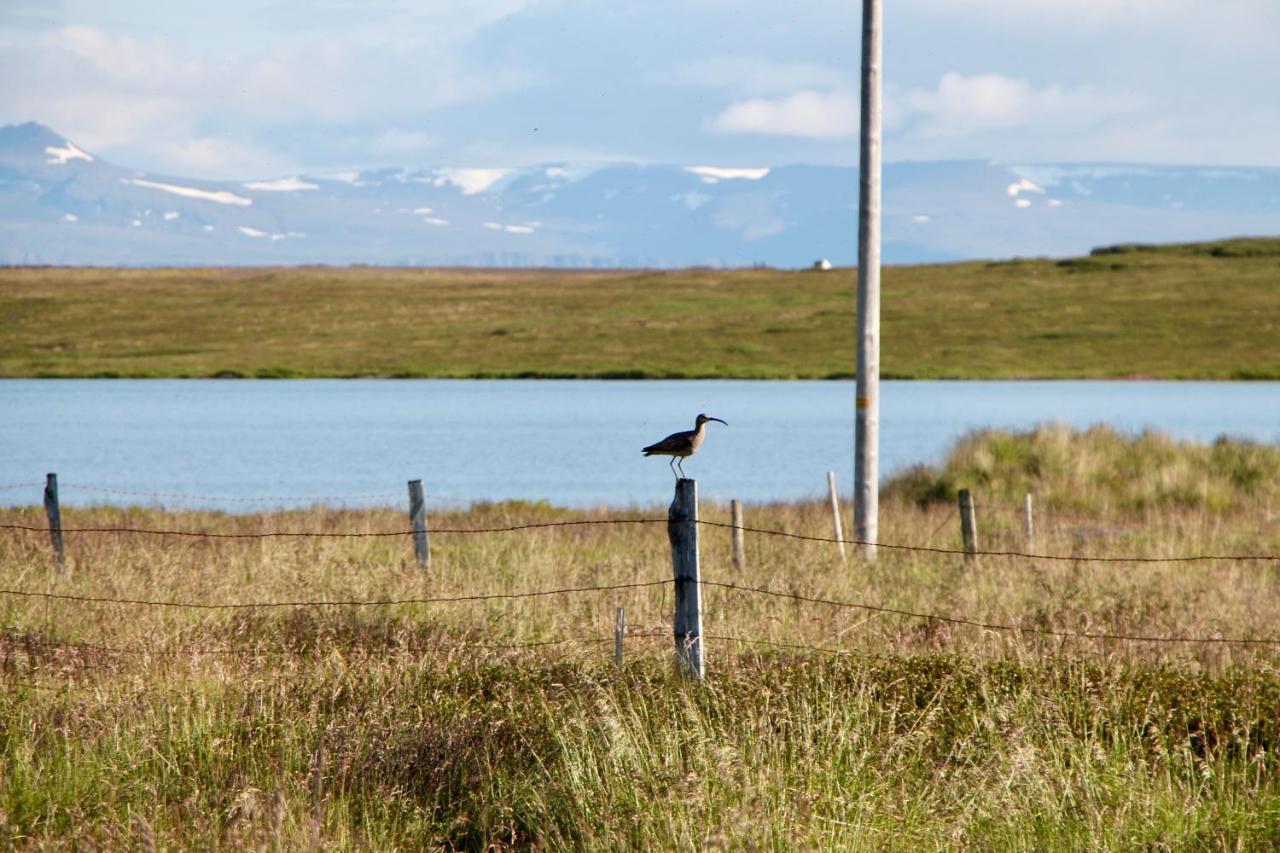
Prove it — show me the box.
[2,380,1278,511]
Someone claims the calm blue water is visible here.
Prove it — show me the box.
[1,380,1277,510]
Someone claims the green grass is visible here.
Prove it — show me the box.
[2,427,1279,846]
[2,237,1278,379]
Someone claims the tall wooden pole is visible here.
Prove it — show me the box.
[854,0,883,561]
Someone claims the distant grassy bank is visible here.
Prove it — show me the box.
[1,237,1277,379]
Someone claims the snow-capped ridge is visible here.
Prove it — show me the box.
[243,177,319,192]
[45,141,94,165]
[127,178,253,207]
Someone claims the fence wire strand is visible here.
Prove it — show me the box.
[2,517,1275,563]
[0,579,671,611]
[700,580,1280,646]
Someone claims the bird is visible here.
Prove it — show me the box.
[642,414,728,479]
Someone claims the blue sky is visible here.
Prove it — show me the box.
[2,0,1277,179]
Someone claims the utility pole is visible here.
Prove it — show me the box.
[854,0,882,560]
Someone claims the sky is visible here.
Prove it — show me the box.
[2,0,1278,179]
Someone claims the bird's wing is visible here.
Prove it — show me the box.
[643,429,692,453]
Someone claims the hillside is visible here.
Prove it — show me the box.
[1,238,1277,379]
[5,121,1280,267]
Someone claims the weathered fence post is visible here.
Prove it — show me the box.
[614,606,625,666]
[827,471,848,560]
[958,488,978,562]
[669,478,703,680]
[1023,493,1034,551]
[407,479,430,569]
[44,472,65,574]
[730,499,745,570]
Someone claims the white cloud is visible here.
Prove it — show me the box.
[0,22,533,177]
[904,0,1280,37]
[900,72,1146,138]
[710,90,858,139]
[661,58,848,96]
[371,128,437,156]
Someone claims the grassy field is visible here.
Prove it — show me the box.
[1,237,1277,379]
[2,427,1279,847]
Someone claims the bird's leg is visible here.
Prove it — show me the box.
[676,458,687,479]
[668,457,678,479]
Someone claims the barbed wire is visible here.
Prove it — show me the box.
[706,633,852,656]
[0,514,665,535]
[0,579,671,611]
[1,633,588,659]
[700,580,1280,646]
[60,483,406,504]
[700,521,1280,563]
[1,482,476,506]
[3,517,1275,563]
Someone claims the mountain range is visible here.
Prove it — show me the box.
[3,121,1279,267]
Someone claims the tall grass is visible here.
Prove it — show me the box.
[2,428,1279,847]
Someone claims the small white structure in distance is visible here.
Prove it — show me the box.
[813,258,833,271]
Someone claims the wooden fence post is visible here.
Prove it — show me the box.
[669,478,703,680]
[614,606,625,666]
[730,499,745,570]
[1023,493,1034,551]
[407,479,430,569]
[44,472,65,574]
[958,489,978,562]
[827,471,847,560]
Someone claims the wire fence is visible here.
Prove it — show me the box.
[4,483,1280,675]
[1,518,1275,563]
[0,481,473,506]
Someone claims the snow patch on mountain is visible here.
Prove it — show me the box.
[243,177,319,192]
[128,178,253,206]
[686,166,770,184]
[45,141,93,164]
[434,168,512,195]
[1006,177,1043,197]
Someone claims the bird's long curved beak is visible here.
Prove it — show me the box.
[709,417,727,426]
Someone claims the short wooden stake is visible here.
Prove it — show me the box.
[614,606,625,666]
[1023,493,1034,551]
[44,473,65,574]
[730,499,745,570]
[669,478,703,680]
[827,471,847,559]
[958,488,978,562]
[407,479,431,569]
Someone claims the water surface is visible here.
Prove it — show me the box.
[2,380,1277,510]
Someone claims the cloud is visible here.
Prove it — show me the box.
[371,129,437,156]
[899,72,1147,138]
[660,58,849,97]
[0,22,534,177]
[710,90,859,139]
